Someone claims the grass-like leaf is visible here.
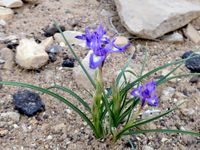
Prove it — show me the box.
[125,129,200,136]
[115,102,183,140]
[121,58,186,95]
[0,81,96,134]
[116,54,133,87]
[53,21,96,89]
[47,85,91,112]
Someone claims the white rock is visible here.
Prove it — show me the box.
[185,24,200,43]
[0,19,6,26]
[114,0,200,39]
[142,145,154,150]
[16,38,49,69]
[163,32,184,43]
[114,36,129,46]
[0,7,13,20]
[40,37,54,50]
[160,87,176,102]
[54,31,85,47]
[73,51,96,91]
[0,112,20,122]
[0,0,23,8]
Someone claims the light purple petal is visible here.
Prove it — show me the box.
[130,86,143,97]
[97,24,106,37]
[145,80,156,93]
[146,95,158,107]
[89,53,105,69]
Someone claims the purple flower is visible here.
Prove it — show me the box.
[75,24,130,69]
[131,80,158,107]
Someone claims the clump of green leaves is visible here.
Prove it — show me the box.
[0,22,199,142]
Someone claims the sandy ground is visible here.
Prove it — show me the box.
[0,0,200,149]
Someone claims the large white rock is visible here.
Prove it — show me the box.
[114,0,200,39]
[0,0,23,8]
[0,7,13,20]
[16,39,49,69]
[54,31,85,47]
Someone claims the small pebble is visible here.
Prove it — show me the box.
[43,25,65,37]
[48,53,57,62]
[189,76,199,83]
[62,59,74,68]
[182,51,200,72]
[46,44,62,54]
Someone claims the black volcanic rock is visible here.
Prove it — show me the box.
[12,90,45,116]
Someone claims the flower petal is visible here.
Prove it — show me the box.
[131,86,143,97]
[146,95,158,107]
[97,24,106,37]
[145,80,156,93]
[89,53,105,69]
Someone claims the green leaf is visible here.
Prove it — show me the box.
[0,81,96,134]
[125,129,200,137]
[139,47,148,79]
[116,102,183,139]
[161,73,200,85]
[47,85,91,112]
[53,21,96,89]
[156,63,183,86]
[116,98,140,125]
[116,54,133,86]
[121,58,187,95]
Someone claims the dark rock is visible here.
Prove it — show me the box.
[6,42,19,49]
[62,59,74,68]
[43,25,65,37]
[48,53,57,62]
[181,51,195,59]
[189,76,199,83]
[47,44,62,54]
[12,90,45,116]
[182,51,200,72]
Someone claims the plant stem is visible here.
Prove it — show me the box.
[92,67,104,138]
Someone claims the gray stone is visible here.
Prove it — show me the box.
[114,0,200,39]
[163,32,184,43]
[160,87,176,101]
[185,24,200,43]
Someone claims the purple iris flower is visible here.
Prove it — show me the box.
[75,24,130,69]
[131,80,158,107]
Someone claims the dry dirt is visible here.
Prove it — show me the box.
[0,0,200,150]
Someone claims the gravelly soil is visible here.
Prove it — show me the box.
[0,0,200,150]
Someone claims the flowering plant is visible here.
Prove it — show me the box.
[0,22,199,143]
